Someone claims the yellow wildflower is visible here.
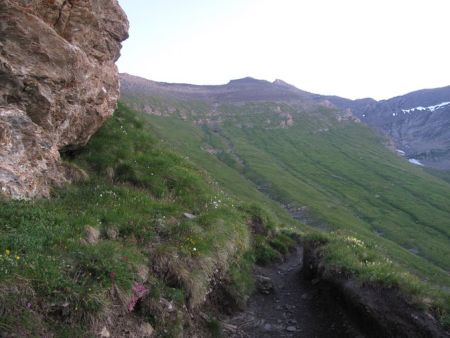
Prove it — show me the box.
[5,249,10,256]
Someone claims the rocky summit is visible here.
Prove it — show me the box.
[0,0,128,199]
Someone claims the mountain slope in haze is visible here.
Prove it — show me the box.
[319,86,450,170]
[119,74,450,289]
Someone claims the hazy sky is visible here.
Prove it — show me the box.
[117,0,450,100]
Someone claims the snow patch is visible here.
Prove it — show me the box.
[408,158,424,166]
[402,101,450,114]
[396,149,405,156]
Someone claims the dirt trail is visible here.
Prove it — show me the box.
[225,247,365,338]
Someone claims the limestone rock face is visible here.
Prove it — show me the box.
[0,0,128,198]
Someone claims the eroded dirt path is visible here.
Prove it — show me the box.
[225,247,365,338]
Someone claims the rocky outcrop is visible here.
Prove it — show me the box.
[0,0,128,198]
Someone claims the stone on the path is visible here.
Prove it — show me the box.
[100,327,110,337]
[263,323,272,331]
[140,322,154,337]
[286,325,297,332]
[255,275,274,295]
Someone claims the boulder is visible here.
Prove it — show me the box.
[0,0,129,199]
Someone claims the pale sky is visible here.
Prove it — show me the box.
[117,0,450,100]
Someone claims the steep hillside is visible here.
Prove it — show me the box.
[120,74,450,327]
[0,103,297,336]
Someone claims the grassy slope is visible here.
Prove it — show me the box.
[426,167,450,184]
[121,97,450,324]
[0,104,293,336]
[146,115,298,226]
[224,112,450,278]
[128,99,450,289]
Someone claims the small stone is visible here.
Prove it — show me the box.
[255,275,274,295]
[100,327,110,338]
[106,167,114,180]
[106,227,118,240]
[301,293,309,300]
[263,323,272,331]
[137,265,149,282]
[140,322,154,337]
[286,326,297,332]
[160,298,175,312]
[85,226,100,244]
[183,212,196,220]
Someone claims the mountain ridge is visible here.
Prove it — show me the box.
[120,72,450,103]
[120,73,450,169]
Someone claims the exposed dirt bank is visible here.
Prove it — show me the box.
[225,247,365,337]
[302,242,449,338]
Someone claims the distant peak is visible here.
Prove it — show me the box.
[273,79,289,86]
[273,79,297,89]
[227,77,268,86]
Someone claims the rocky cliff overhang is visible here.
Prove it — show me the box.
[0,0,128,198]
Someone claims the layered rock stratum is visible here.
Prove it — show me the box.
[0,0,128,198]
